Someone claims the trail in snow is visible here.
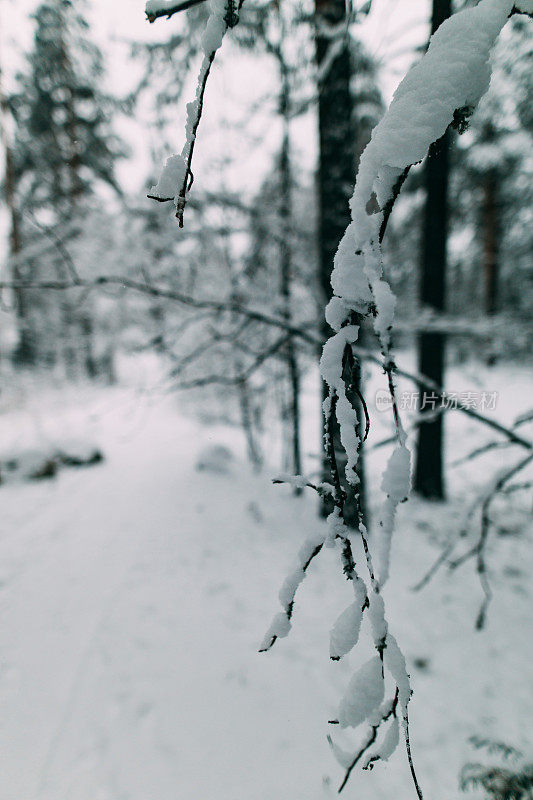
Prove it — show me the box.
[0,363,531,800]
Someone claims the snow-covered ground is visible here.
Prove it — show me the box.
[0,355,531,800]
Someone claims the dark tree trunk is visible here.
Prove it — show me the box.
[0,63,36,366]
[80,313,97,379]
[278,44,302,488]
[483,173,499,316]
[315,0,366,526]
[414,0,451,501]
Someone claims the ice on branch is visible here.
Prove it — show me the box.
[338,656,385,729]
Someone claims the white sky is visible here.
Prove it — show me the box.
[0,0,430,201]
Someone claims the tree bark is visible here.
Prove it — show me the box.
[315,0,366,525]
[414,0,451,501]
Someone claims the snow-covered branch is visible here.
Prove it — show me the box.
[145,0,206,23]
[147,0,242,225]
[261,0,531,793]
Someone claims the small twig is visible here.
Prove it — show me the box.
[336,690,399,793]
[146,0,207,23]
[419,452,533,626]
[404,706,424,800]
[24,213,81,285]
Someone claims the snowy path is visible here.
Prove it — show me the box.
[0,394,340,800]
[0,382,531,800]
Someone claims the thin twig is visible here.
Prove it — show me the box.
[336,690,399,793]
[146,0,206,23]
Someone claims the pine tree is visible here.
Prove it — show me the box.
[456,15,533,328]
[9,0,124,372]
[13,0,122,215]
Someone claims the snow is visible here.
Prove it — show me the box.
[515,0,533,12]
[381,445,411,504]
[364,716,400,768]
[336,393,361,482]
[259,612,292,648]
[368,591,388,647]
[329,575,367,660]
[338,656,385,729]
[145,0,174,15]
[195,443,234,473]
[149,154,187,200]
[278,568,306,608]
[0,357,531,798]
[319,326,359,391]
[384,634,411,718]
[200,0,227,56]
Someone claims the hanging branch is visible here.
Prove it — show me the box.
[147,0,243,226]
[259,2,532,795]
